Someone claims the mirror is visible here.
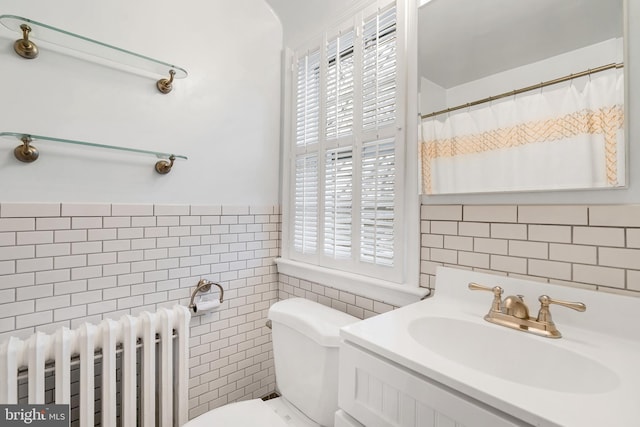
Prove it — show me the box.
[418,0,625,195]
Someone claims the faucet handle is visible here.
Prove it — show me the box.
[468,282,503,312]
[536,295,586,323]
[468,282,502,294]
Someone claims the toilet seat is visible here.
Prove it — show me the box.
[184,397,320,427]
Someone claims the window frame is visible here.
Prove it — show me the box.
[279,0,424,304]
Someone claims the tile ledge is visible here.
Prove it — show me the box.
[275,258,429,307]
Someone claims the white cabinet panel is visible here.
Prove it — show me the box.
[339,343,528,427]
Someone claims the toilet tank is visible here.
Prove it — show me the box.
[268,298,359,427]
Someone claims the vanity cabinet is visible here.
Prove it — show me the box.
[338,342,529,427]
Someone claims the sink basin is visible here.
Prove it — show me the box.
[408,316,619,394]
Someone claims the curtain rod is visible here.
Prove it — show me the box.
[420,62,624,120]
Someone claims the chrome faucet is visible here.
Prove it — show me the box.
[468,282,586,338]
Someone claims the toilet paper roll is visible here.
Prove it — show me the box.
[193,299,221,313]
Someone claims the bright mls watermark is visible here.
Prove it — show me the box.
[0,405,69,426]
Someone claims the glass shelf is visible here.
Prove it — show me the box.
[1,132,187,161]
[0,14,187,79]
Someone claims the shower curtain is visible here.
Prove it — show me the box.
[420,68,624,195]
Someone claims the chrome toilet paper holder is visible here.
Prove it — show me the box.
[189,279,224,313]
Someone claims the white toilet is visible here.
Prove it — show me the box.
[185,297,359,427]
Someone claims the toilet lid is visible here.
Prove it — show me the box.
[184,399,289,427]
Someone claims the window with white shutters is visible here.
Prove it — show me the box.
[289,1,402,281]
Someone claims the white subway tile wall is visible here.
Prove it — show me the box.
[0,203,281,419]
[278,274,398,318]
[421,205,640,296]
[3,201,640,420]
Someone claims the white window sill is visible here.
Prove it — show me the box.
[275,258,430,307]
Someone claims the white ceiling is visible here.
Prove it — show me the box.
[264,0,360,48]
[419,0,623,88]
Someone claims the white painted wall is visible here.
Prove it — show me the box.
[419,76,446,115]
[0,0,282,205]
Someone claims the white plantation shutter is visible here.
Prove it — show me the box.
[326,31,356,140]
[289,2,401,278]
[296,50,320,147]
[325,148,353,259]
[362,7,397,131]
[360,5,397,266]
[294,49,321,255]
[361,138,395,266]
[294,153,318,254]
